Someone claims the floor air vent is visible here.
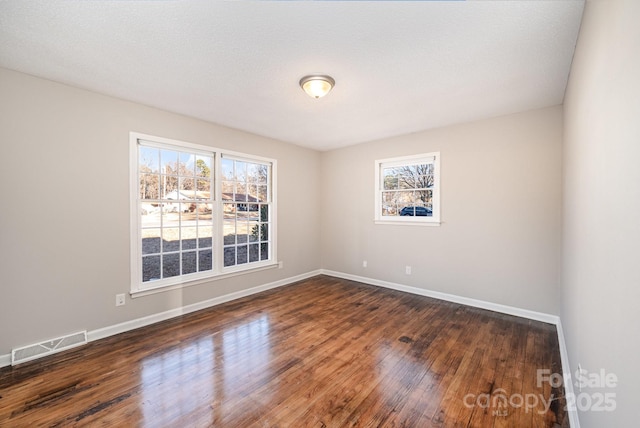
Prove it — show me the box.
[11,331,87,365]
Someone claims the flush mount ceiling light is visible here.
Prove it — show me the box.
[299,75,335,99]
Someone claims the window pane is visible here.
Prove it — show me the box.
[140,174,160,200]
[260,165,269,183]
[398,204,411,216]
[224,247,236,267]
[142,255,161,282]
[237,245,248,265]
[141,204,161,227]
[221,158,234,181]
[261,224,269,242]
[142,229,161,255]
[199,250,212,272]
[163,175,179,196]
[162,254,180,278]
[181,227,197,250]
[426,174,434,188]
[247,163,260,183]
[260,243,269,261]
[249,244,260,262]
[182,251,197,275]
[196,156,212,178]
[235,183,247,202]
[198,226,212,249]
[260,205,268,222]
[237,222,248,244]
[223,221,236,245]
[163,228,180,252]
[382,191,399,216]
[248,184,258,202]
[222,181,234,199]
[249,221,260,242]
[160,150,179,175]
[179,152,194,176]
[382,205,394,217]
[223,203,236,220]
[140,146,160,174]
[382,168,398,190]
[257,185,268,202]
[235,161,247,182]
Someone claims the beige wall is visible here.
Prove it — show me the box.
[2,4,638,424]
[0,68,321,356]
[320,106,563,315]
[562,1,640,426]
[0,68,564,364]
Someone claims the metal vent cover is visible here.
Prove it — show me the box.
[11,331,87,365]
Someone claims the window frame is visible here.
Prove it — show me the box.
[130,132,277,297]
[219,153,274,273]
[374,152,441,226]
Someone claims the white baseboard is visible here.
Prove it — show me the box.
[88,269,322,342]
[321,269,560,324]
[0,270,321,368]
[556,320,581,428]
[0,268,579,428]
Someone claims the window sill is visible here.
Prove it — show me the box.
[374,220,441,227]
[130,262,279,298]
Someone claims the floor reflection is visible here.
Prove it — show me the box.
[140,313,271,427]
[222,314,271,397]
[141,336,215,426]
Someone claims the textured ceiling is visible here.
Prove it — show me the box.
[0,1,584,151]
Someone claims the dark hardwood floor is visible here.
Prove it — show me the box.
[0,275,567,427]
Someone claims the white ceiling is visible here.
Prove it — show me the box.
[0,1,584,151]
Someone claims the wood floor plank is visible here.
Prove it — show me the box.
[0,275,566,427]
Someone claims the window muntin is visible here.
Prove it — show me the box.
[138,142,214,283]
[375,153,440,224]
[131,133,276,293]
[221,156,272,268]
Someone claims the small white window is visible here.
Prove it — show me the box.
[130,133,277,295]
[375,152,440,225]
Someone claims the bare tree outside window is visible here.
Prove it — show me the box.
[376,153,440,223]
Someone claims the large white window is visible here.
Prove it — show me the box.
[130,133,276,295]
[375,152,440,225]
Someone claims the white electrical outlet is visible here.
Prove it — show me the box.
[363,260,367,268]
[115,293,125,307]
[278,261,283,269]
[405,266,412,275]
